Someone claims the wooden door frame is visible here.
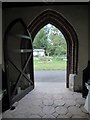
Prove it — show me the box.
[27,9,78,88]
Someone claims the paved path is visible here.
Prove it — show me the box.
[2,82,90,118]
[34,70,66,82]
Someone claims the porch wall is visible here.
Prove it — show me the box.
[0,2,2,104]
[2,5,88,91]
[0,2,2,65]
[89,5,90,61]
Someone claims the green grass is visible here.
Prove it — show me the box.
[34,57,66,70]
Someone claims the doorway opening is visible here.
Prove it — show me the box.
[28,9,78,89]
[33,23,67,87]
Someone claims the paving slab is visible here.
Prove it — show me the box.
[52,112,58,117]
[30,99,42,106]
[66,112,72,118]
[2,112,13,118]
[72,92,82,99]
[28,106,42,115]
[57,115,70,118]
[80,106,89,114]
[55,106,68,115]
[43,94,53,99]
[54,99,65,106]
[28,115,41,118]
[42,115,55,118]
[38,111,45,117]
[53,94,63,100]
[68,106,85,116]
[72,115,87,118]
[75,104,81,107]
[64,99,76,107]
[12,114,27,118]
[76,98,86,105]
[43,99,54,106]
[43,106,55,114]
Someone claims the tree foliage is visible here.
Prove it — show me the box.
[33,28,48,49]
[33,24,67,57]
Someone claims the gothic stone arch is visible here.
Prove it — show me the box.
[28,9,78,88]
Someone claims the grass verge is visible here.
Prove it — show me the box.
[34,57,66,70]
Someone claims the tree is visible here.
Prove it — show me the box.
[48,25,67,57]
[33,26,50,55]
[33,24,67,57]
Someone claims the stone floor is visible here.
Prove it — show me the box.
[2,82,90,118]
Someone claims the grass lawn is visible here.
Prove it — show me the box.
[34,57,66,70]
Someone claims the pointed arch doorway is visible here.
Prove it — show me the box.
[28,9,78,88]
[33,23,67,84]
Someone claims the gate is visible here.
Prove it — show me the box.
[3,18,34,111]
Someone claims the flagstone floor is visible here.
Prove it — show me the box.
[2,82,90,118]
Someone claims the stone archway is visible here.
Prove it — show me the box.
[27,9,78,88]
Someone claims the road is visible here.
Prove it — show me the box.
[34,70,66,82]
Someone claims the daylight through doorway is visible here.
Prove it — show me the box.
[33,24,67,86]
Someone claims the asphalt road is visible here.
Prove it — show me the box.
[34,70,66,82]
